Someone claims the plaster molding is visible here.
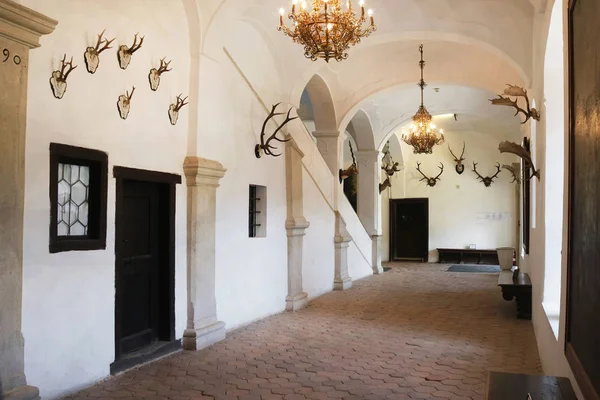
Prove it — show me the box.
[0,0,57,49]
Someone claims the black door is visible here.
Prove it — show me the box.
[116,179,162,355]
[566,1,600,398]
[389,198,429,261]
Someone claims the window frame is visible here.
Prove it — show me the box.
[248,185,261,238]
[49,143,108,253]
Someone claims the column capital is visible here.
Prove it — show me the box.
[356,149,381,160]
[312,129,340,138]
[286,218,310,236]
[0,0,58,48]
[285,135,304,158]
[183,157,226,187]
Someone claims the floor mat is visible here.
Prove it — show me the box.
[447,264,501,273]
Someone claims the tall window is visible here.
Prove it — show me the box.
[542,0,565,338]
[49,143,108,253]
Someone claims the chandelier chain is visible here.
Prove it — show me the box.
[401,44,446,155]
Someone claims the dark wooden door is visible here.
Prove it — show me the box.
[115,179,162,356]
[389,198,428,261]
[567,1,600,399]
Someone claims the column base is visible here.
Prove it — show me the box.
[286,292,308,311]
[182,321,226,351]
[3,385,40,400]
[334,277,352,291]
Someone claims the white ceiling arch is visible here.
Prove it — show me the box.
[364,84,524,151]
[334,39,528,136]
[196,0,534,104]
[345,109,376,150]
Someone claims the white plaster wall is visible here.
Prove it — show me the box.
[20,1,190,398]
[302,169,336,298]
[382,132,519,262]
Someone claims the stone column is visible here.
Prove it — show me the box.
[182,157,227,350]
[0,2,56,399]
[334,212,352,290]
[285,137,309,311]
[372,235,383,274]
[356,150,383,274]
[313,130,341,176]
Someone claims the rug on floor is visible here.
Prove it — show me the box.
[447,264,501,273]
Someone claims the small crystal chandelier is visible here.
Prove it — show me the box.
[278,0,376,63]
[402,45,445,154]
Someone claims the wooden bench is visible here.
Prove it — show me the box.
[437,248,499,265]
[485,371,577,400]
[498,270,532,320]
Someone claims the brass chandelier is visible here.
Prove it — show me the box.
[278,0,376,62]
[402,45,445,154]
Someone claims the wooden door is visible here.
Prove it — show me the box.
[115,179,162,355]
[389,198,429,262]
[566,1,600,398]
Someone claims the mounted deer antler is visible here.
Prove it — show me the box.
[490,84,540,124]
[168,94,189,125]
[117,87,135,120]
[381,141,402,177]
[473,162,501,187]
[502,163,521,184]
[416,162,444,187]
[84,30,115,73]
[448,142,466,174]
[339,142,358,183]
[117,33,145,69]
[49,54,77,99]
[498,141,540,181]
[255,103,298,158]
[148,57,173,91]
[379,177,392,193]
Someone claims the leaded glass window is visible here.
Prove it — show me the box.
[57,163,90,236]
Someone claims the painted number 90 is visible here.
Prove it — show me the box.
[2,48,22,65]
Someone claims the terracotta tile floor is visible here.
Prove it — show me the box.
[63,263,541,400]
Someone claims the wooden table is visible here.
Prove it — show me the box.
[437,248,499,265]
[498,270,532,319]
[485,371,577,400]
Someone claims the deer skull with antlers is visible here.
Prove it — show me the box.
[448,142,466,174]
[117,87,135,120]
[148,57,172,91]
[117,33,144,70]
[84,30,115,74]
[255,103,298,158]
[379,178,392,193]
[416,162,444,187]
[490,84,540,124]
[339,142,358,183]
[473,162,502,187]
[168,94,189,125]
[49,54,77,99]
